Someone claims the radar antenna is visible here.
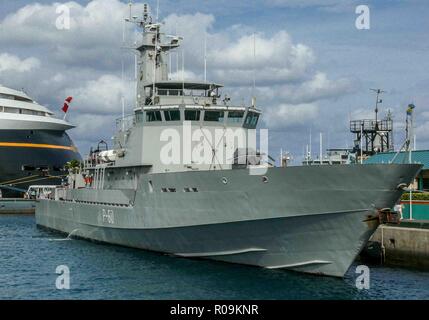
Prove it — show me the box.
[370,88,385,124]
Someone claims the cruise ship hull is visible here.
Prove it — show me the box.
[35,164,421,277]
[0,129,81,197]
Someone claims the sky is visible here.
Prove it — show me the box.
[0,0,428,165]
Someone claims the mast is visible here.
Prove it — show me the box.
[370,88,385,125]
[125,4,182,107]
[204,32,207,83]
[251,33,256,108]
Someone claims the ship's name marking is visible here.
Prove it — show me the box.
[101,208,115,224]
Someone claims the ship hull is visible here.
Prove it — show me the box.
[35,163,421,277]
[0,129,81,197]
[36,208,375,277]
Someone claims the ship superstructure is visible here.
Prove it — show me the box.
[0,85,81,197]
[36,5,421,277]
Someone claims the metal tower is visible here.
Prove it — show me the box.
[350,89,394,158]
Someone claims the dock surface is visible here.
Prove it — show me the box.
[363,220,429,268]
[0,199,36,214]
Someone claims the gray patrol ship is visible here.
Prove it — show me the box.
[36,5,421,277]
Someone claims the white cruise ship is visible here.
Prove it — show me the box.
[0,85,81,197]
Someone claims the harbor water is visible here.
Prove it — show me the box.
[1,214,428,300]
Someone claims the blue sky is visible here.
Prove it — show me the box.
[0,0,428,164]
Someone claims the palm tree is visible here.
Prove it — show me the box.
[64,159,81,174]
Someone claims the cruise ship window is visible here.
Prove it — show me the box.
[164,110,181,121]
[204,111,225,122]
[227,111,244,123]
[146,111,162,122]
[3,107,19,113]
[13,95,32,102]
[21,109,37,115]
[185,110,201,121]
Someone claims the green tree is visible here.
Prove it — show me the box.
[64,159,81,174]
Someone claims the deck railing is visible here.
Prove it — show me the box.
[350,119,393,132]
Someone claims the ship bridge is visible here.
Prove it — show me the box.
[126,80,262,130]
[143,81,224,106]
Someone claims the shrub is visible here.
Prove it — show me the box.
[401,192,429,201]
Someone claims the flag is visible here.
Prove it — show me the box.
[62,96,73,113]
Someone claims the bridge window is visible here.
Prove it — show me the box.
[227,111,244,123]
[204,111,225,122]
[185,110,201,121]
[146,110,162,122]
[244,112,259,128]
[164,110,181,121]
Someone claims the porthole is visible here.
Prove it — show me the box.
[262,176,268,183]
[221,177,228,184]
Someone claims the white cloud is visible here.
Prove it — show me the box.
[66,74,133,115]
[169,70,199,82]
[0,53,40,72]
[0,0,142,68]
[267,0,357,10]
[72,113,117,141]
[256,72,354,105]
[164,14,316,85]
[281,72,354,103]
[263,103,319,129]
[210,34,315,85]
[210,31,314,70]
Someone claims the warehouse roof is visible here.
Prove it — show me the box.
[365,150,429,170]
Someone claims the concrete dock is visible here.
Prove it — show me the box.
[361,220,429,269]
[0,199,36,214]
